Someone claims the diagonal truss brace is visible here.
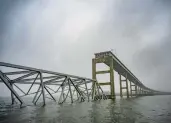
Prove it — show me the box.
[0,71,25,106]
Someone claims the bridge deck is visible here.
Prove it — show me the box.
[95,51,151,91]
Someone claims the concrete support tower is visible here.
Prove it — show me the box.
[92,56,115,99]
[119,74,129,98]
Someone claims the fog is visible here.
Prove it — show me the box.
[0,0,171,96]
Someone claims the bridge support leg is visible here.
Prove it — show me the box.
[92,82,96,100]
[125,74,129,98]
[119,74,123,98]
[92,57,115,100]
[138,87,141,96]
[139,87,141,96]
[119,74,129,98]
[129,81,132,97]
[140,88,143,96]
[92,59,96,100]
[130,84,135,97]
[109,57,115,99]
[137,86,139,96]
[135,85,138,96]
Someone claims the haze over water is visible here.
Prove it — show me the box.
[1,1,171,123]
[0,95,171,123]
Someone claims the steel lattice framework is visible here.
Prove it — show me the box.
[0,51,168,107]
[0,62,107,107]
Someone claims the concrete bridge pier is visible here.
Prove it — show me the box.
[129,81,132,97]
[92,56,115,100]
[119,74,129,98]
[91,51,165,100]
[130,83,136,97]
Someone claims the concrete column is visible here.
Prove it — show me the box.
[92,59,96,99]
[110,57,115,99]
[119,74,123,98]
[129,81,132,97]
[125,74,129,98]
[135,85,137,96]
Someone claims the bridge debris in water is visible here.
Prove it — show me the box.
[0,51,166,107]
[0,62,107,107]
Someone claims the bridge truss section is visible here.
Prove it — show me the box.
[0,62,107,107]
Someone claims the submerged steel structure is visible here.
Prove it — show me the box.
[0,51,164,107]
[0,62,107,107]
[92,51,161,99]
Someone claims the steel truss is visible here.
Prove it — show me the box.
[0,62,107,107]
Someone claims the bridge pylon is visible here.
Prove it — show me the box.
[119,74,129,98]
[92,55,115,99]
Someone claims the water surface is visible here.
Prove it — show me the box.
[0,95,171,123]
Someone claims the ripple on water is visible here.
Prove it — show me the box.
[0,96,171,123]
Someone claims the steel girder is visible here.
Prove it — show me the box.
[0,62,107,107]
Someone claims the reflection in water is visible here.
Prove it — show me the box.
[0,96,171,123]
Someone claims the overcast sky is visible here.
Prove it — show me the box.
[0,0,171,96]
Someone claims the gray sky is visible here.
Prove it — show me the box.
[0,0,171,96]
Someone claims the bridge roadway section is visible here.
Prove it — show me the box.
[92,51,160,99]
[0,51,163,107]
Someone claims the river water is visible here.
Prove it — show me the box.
[0,95,171,123]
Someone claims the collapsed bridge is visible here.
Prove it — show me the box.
[0,51,164,107]
[0,62,106,107]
